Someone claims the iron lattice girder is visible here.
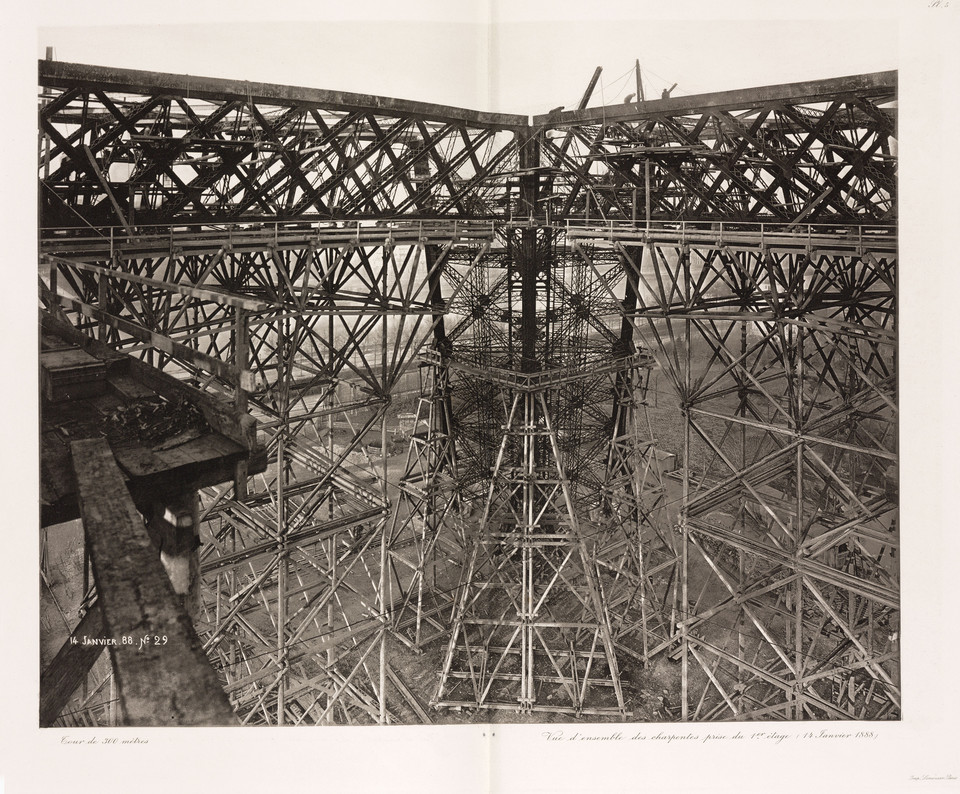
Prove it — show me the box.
[40,62,523,227]
[39,60,529,129]
[40,62,896,228]
[534,72,896,127]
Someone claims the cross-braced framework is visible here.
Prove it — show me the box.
[39,60,897,723]
[536,73,895,225]
[570,226,897,720]
[41,222,499,725]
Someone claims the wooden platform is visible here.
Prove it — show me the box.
[40,313,267,527]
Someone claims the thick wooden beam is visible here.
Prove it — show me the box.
[71,438,237,725]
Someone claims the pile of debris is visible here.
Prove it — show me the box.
[102,395,208,446]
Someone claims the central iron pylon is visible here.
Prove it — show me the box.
[411,228,669,716]
[38,60,898,724]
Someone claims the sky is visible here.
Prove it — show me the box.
[31,4,901,117]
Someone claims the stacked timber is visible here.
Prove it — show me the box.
[40,338,107,402]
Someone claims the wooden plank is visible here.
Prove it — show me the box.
[148,439,221,470]
[110,436,244,497]
[40,332,76,353]
[40,313,260,453]
[39,605,105,727]
[385,663,434,724]
[71,438,236,725]
[109,443,173,478]
[107,373,158,402]
[41,346,108,401]
[41,347,103,371]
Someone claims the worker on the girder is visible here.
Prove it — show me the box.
[661,83,678,100]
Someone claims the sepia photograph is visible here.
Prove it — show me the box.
[4,1,959,791]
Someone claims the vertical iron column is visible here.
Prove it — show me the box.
[518,126,540,710]
[426,244,453,440]
[518,127,541,375]
[615,245,642,440]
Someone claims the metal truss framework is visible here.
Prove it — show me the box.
[570,227,897,720]
[39,60,897,723]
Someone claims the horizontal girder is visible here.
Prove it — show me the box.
[40,60,529,129]
[533,71,897,126]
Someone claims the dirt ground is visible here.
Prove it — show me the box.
[378,633,685,725]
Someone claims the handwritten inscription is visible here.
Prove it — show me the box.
[542,728,879,743]
[70,634,168,650]
[60,736,149,745]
